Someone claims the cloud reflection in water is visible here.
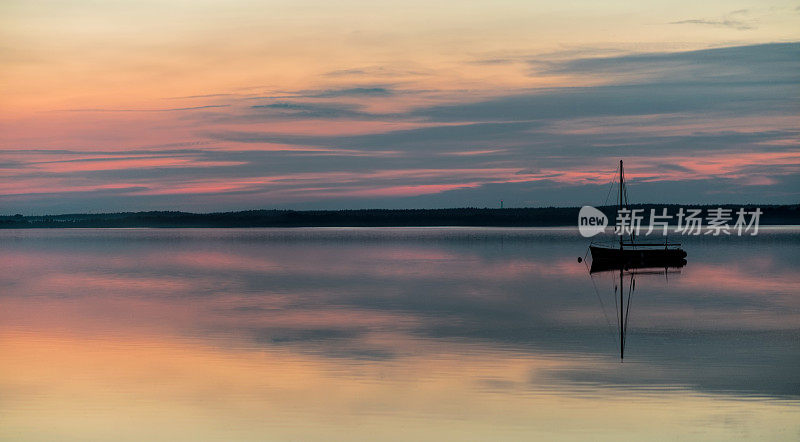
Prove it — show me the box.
[0,228,798,440]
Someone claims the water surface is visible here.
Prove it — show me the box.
[1,228,798,440]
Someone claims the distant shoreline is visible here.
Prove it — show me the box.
[2,204,798,228]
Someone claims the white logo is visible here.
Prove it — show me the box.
[577,206,761,237]
[578,206,608,237]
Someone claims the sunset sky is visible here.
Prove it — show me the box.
[1,1,799,213]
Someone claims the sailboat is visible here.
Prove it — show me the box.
[589,161,687,272]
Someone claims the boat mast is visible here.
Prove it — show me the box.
[619,160,624,250]
[618,160,635,247]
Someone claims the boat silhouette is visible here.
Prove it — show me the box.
[589,160,687,270]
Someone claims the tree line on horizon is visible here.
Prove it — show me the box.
[1,204,798,228]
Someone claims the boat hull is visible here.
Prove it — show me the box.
[590,245,687,272]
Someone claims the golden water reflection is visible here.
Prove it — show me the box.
[4,330,800,441]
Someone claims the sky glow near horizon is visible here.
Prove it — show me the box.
[1,0,799,213]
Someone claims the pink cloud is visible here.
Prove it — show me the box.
[29,157,246,173]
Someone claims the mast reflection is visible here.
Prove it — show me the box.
[588,261,685,360]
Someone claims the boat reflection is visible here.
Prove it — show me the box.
[588,260,686,360]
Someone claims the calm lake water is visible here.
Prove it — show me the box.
[1,228,798,441]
